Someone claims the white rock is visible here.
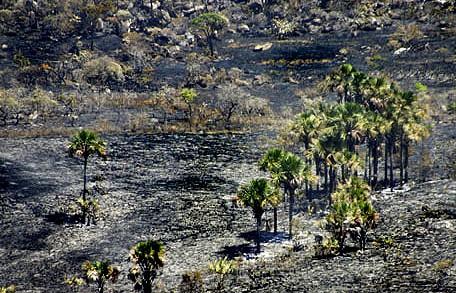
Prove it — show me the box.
[253,42,273,52]
[394,47,410,55]
[237,24,250,33]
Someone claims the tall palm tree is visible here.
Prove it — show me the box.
[68,130,107,201]
[128,240,165,293]
[291,111,325,192]
[291,111,323,152]
[321,63,357,103]
[329,102,365,153]
[237,178,276,253]
[259,148,285,234]
[82,260,120,293]
[359,111,392,187]
[277,152,315,239]
[260,149,316,239]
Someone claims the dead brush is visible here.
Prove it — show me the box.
[388,23,424,49]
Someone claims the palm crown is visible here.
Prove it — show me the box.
[69,129,107,159]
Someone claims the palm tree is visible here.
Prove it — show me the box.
[291,111,323,152]
[82,260,120,293]
[326,177,377,254]
[237,178,276,253]
[260,148,316,239]
[277,152,315,239]
[259,148,285,234]
[321,63,357,103]
[291,111,324,192]
[128,240,165,293]
[329,102,365,153]
[359,111,392,187]
[68,130,107,201]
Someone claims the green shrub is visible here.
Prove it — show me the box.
[0,285,16,293]
[433,259,454,272]
[129,240,165,293]
[208,257,237,291]
[447,101,456,114]
[326,177,379,254]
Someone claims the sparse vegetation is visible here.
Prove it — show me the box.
[68,130,106,224]
[237,178,276,253]
[191,12,228,56]
[208,257,237,291]
[326,177,378,254]
[178,271,204,293]
[129,240,165,293]
[0,286,15,293]
[388,24,424,49]
[0,1,454,292]
[65,260,120,293]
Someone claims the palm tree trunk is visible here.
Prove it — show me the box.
[143,271,152,293]
[98,279,105,293]
[273,207,277,234]
[338,225,345,255]
[256,216,262,253]
[288,188,294,240]
[384,139,388,187]
[399,133,404,185]
[364,147,369,181]
[329,165,334,192]
[207,34,214,56]
[83,156,88,201]
[389,138,394,191]
[404,140,409,183]
[315,158,320,192]
[373,139,379,188]
[324,163,328,194]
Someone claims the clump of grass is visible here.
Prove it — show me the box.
[433,259,454,272]
[447,101,456,115]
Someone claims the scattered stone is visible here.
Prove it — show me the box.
[253,42,273,52]
[394,47,410,55]
[237,24,250,33]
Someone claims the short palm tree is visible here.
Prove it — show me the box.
[82,260,120,293]
[129,240,165,293]
[326,177,377,254]
[237,178,276,253]
[68,130,106,201]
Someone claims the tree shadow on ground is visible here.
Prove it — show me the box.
[0,226,54,250]
[153,174,232,191]
[44,212,81,225]
[239,231,289,243]
[217,231,290,259]
[217,243,255,259]
[0,157,58,202]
